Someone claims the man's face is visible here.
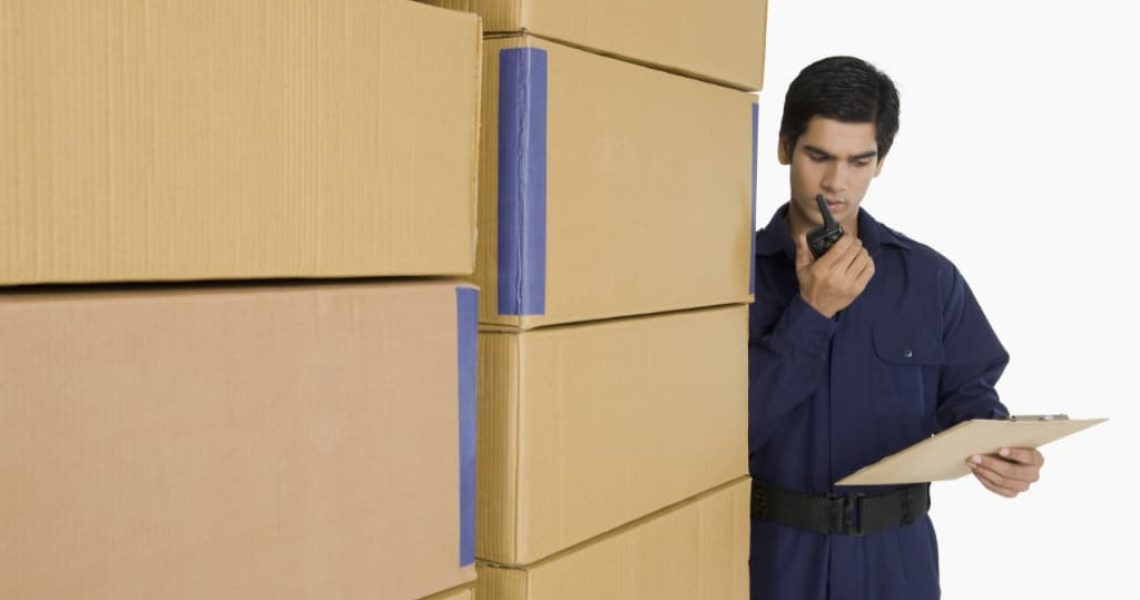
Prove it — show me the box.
[779,116,884,233]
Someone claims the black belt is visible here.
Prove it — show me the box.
[751,479,930,537]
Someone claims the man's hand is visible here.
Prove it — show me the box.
[968,447,1045,498]
[795,232,875,318]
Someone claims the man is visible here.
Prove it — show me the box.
[749,56,1045,599]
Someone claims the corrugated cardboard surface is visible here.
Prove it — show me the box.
[422,584,476,600]
[422,0,768,90]
[476,478,751,600]
[477,35,756,329]
[0,281,476,600]
[0,0,481,285]
[477,305,749,565]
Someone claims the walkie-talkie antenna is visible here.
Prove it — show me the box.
[815,194,837,227]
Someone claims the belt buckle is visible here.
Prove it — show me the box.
[840,493,866,537]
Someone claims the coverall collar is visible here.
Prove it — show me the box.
[754,202,912,261]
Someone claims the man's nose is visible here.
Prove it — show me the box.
[821,161,848,193]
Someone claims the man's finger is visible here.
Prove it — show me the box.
[973,470,1018,498]
[970,454,1038,483]
[973,470,1017,498]
[816,232,855,267]
[795,233,813,269]
[970,460,1014,488]
[852,257,875,289]
[841,245,864,274]
[846,249,872,276]
[970,461,1030,493]
[998,447,1044,467]
[824,235,860,272]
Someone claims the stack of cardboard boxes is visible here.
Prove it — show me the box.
[420,1,769,598]
[2,2,482,599]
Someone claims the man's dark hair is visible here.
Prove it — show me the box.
[779,56,900,159]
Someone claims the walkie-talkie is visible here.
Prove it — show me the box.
[806,194,845,259]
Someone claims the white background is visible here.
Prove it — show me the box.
[753,1,1138,597]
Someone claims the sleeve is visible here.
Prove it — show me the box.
[748,294,839,452]
[935,265,1011,431]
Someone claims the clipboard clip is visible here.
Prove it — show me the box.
[1009,414,1069,422]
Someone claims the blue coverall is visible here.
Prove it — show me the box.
[749,204,1010,599]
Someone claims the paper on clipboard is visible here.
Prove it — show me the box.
[836,416,1107,486]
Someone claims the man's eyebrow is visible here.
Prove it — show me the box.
[802,145,879,161]
[802,145,833,158]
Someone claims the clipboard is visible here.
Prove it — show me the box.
[836,415,1108,486]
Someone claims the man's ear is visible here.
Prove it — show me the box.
[777,136,793,165]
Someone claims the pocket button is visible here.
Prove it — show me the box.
[902,348,914,359]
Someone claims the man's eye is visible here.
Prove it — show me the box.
[808,154,828,162]
[853,160,871,168]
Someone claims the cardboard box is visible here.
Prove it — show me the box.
[474,35,757,329]
[0,0,481,285]
[421,0,768,90]
[423,585,476,600]
[0,281,477,600]
[476,478,750,600]
[477,305,748,565]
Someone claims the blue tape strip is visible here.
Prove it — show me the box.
[456,287,478,567]
[750,103,758,295]
[497,48,548,316]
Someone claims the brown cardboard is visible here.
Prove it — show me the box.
[837,417,1108,485]
[476,478,751,600]
[421,0,769,90]
[422,585,475,600]
[0,0,481,285]
[475,35,757,329]
[477,305,749,565]
[0,281,477,600]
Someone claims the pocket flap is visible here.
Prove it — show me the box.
[872,324,944,365]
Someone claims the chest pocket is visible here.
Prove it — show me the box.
[870,323,944,415]
[872,324,944,365]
